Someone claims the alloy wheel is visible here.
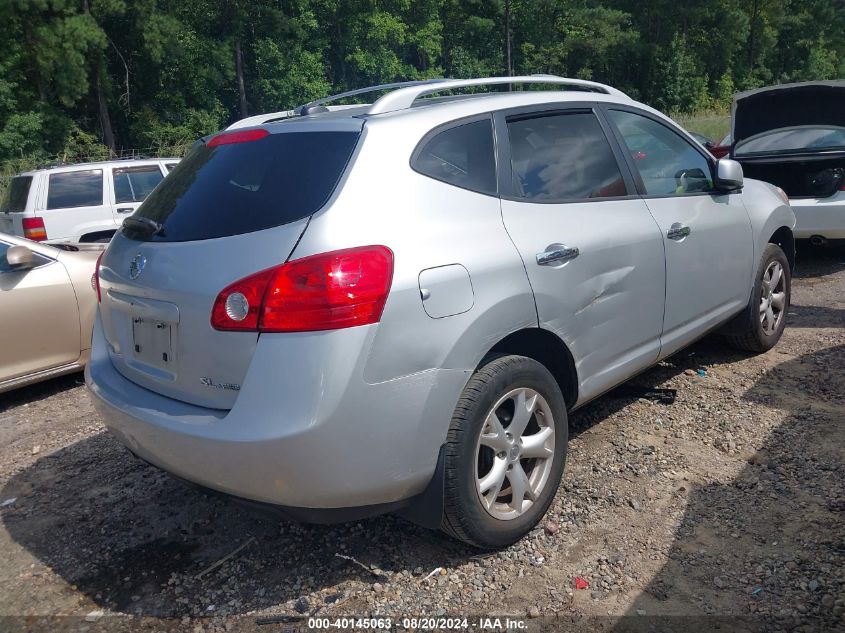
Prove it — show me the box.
[759,260,786,336]
[474,388,556,521]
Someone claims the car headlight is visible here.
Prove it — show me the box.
[774,187,790,205]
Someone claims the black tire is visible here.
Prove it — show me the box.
[440,355,568,549]
[725,243,791,353]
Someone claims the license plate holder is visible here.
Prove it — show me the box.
[131,317,174,371]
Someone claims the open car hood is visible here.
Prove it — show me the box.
[732,80,845,150]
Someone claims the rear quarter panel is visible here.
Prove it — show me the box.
[289,117,538,382]
[286,117,540,481]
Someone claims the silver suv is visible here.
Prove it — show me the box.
[86,76,795,548]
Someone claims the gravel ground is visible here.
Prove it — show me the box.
[0,244,843,632]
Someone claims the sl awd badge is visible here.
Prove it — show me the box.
[129,253,146,280]
[200,377,241,391]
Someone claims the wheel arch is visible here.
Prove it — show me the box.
[79,229,116,243]
[480,328,578,409]
[768,225,795,271]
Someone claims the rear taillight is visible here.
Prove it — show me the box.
[94,251,105,302]
[211,246,394,333]
[22,217,47,241]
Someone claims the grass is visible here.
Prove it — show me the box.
[673,110,731,143]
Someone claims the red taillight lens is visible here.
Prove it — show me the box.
[207,128,269,147]
[211,246,394,333]
[94,251,105,302]
[264,246,394,332]
[22,217,47,241]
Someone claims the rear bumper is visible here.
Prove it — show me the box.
[85,313,469,511]
[791,194,845,239]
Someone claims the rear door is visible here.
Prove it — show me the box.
[97,122,363,409]
[0,239,80,380]
[110,164,167,222]
[604,107,754,358]
[496,105,667,404]
[42,168,107,241]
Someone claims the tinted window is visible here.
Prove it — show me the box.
[507,112,626,200]
[113,165,164,203]
[413,119,496,194]
[128,131,360,242]
[609,110,714,195]
[47,170,104,209]
[1,176,32,212]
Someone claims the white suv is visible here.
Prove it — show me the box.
[1,158,179,243]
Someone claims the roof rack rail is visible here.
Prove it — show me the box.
[292,75,626,117]
[294,78,448,115]
[367,75,628,115]
[226,75,627,130]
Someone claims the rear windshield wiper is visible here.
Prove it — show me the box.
[122,216,164,238]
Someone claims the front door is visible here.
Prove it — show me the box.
[496,107,667,405]
[605,108,754,358]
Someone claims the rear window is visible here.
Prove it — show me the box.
[113,165,164,203]
[735,126,845,156]
[1,176,32,212]
[47,170,104,209]
[127,131,360,242]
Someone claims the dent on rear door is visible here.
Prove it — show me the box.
[500,197,666,404]
[495,108,667,404]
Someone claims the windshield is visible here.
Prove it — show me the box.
[735,126,845,156]
[1,176,33,213]
[124,129,360,242]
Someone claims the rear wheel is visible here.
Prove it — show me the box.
[725,243,790,353]
[440,355,567,549]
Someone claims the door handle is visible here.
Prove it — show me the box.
[667,222,691,240]
[536,245,579,266]
[116,207,134,214]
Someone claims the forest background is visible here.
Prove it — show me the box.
[1,0,842,186]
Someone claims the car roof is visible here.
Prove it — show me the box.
[18,157,180,177]
[229,90,660,139]
[226,75,642,132]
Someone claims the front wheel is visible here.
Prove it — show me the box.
[440,355,568,549]
[725,243,791,353]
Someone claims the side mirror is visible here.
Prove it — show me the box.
[4,245,36,271]
[715,158,743,191]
